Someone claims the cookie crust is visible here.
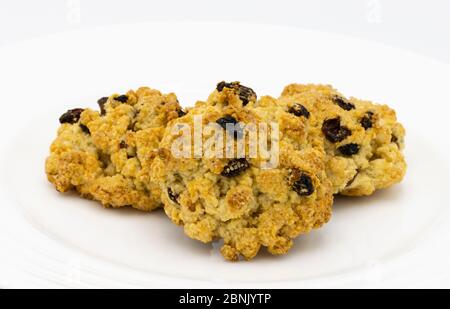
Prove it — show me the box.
[280,84,406,196]
[152,85,333,260]
[45,87,183,211]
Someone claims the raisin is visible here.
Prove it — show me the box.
[97,97,108,116]
[216,115,238,129]
[216,115,243,139]
[177,109,187,117]
[221,158,249,177]
[216,81,227,92]
[216,81,257,106]
[391,134,400,147]
[360,111,374,130]
[119,141,127,149]
[322,118,351,143]
[338,143,360,156]
[333,96,355,111]
[59,108,84,124]
[238,87,257,106]
[288,103,310,118]
[79,124,90,135]
[168,188,180,204]
[115,95,129,103]
[292,172,315,196]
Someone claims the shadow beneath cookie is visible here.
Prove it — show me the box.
[243,184,407,263]
[333,184,406,211]
[167,227,216,256]
[49,185,162,217]
[249,232,330,263]
[47,181,407,263]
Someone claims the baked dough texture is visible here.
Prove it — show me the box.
[152,83,333,261]
[45,87,183,211]
[279,84,406,196]
[45,81,407,261]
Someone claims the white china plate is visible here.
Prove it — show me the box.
[0,22,449,288]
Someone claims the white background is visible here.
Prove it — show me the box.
[1,0,450,64]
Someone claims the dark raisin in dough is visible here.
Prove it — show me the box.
[391,134,400,147]
[216,81,257,106]
[322,118,352,143]
[221,158,250,177]
[177,109,187,117]
[216,81,228,92]
[115,95,129,103]
[337,143,360,156]
[79,124,90,135]
[289,103,310,118]
[216,115,243,139]
[333,96,355,111]
[360,111,374,130]
[59,108,84,124]
[292,172,315,196]
[119,141,128,149]
[168,188,180,204]
[97,97,108,116]
[216,115,238,129]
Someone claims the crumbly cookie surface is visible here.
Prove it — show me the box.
[45,87,183,211]
[152,83,333,261]
[279,84,406,196]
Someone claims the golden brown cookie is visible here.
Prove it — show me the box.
[279,84,406,196]
[152,83,333,261]
[45,87,184,211]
